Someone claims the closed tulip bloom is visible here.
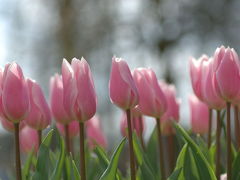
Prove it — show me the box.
[71,58,97,122]
[1,62,30,123]
[109,57,139,110]
[201,58,225,110]
[189,55,208,101]
[86,116,107,149]
[133,68,167,118]
[56,120,79,138]
[160,82,180,135]
[20,126,38,153]
[0,117,25,132]
[120,111,145,137]
[50,74,71,124]
[62,59,78,120]
[25,79,51,130]
[189,95,209,134]
[213,46,240,102]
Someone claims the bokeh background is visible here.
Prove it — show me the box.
[0,0,239,178]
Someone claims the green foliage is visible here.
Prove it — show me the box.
[19,122,240,180]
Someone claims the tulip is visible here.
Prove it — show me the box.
[62,58,97,180]
[20,126,38,153]
[159,81,180,173]
[201,57,225,179]
[133,68,167,179]
[109,57,139,180]
[71,58,97,122]
[1,62,29,180]
[50,74,73,153]
[133,68,167,118]
[189,95,209,134]
[25,79,51,148]
[50,74,70,124]
[2,63,30,123]
[0,117,25,132]
[86,116,107,149]
[212,46,240,179]
[109,57,139,110]
[189,55,209,101]
[213,46,240,102]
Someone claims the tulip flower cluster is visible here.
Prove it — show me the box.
[189,46,240,180]
[9,49,240,180]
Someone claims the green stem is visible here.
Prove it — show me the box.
[215,110,221,180]
[156,118,166,180]
[234,106,240,149]
[79,122,86,180]
[126,109,136,180]
[207,109,213,148]
[226,102,232,180]
[64,124,71,154]
[14,123,22,180]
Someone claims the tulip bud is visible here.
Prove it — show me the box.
[189,95,209,134]
[20,126,38,153]
[1,62,30,123]
[189,55,208,101]
[109,57,139,110]
[213,46,240,102]
[25,79,51,130]
[133,68,167,118]
[62,59,78,120]
[71,58,97,122]
[50,74,71,124]
[120,110,145,137]
[160,82,180,135]
[56,120,79,138]
[0,117,25,132]
[86,116,107,149]
[201,58,225,110]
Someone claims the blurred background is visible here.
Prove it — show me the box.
[0,0,239,177]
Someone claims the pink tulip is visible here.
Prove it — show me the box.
[86,116,107,149]
[1,62,30,123]
[109,57,139,110]
[120,110,145,137]
[71,58,97,122]
[189,95,209,134]
[62,59,78,120]
[25,79,51,130]
[220,174,227,180]
[133,68,167,118]
[20,126,38,153]
[189,55,208,101]
[0,117,25,132]
[213,46,240,102]
[56,120,79,138]
[201,58,225,110]
[160,82,180,135]
[50,74,71,124]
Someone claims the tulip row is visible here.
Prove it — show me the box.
[189,46,240,180]
[0,56,181,180]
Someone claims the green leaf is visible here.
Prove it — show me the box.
[50,136,66,180]
[94,146,121,180]
[183,146,199,180]
[232,151,240,180]
[22,149,34,180]
[174,123,216,180]
[71,156,80,180]
[146,127,159,174]
[132,133,157,179]
[32,129,54,180]
[168,168,182,180]
[99,138,126,180]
